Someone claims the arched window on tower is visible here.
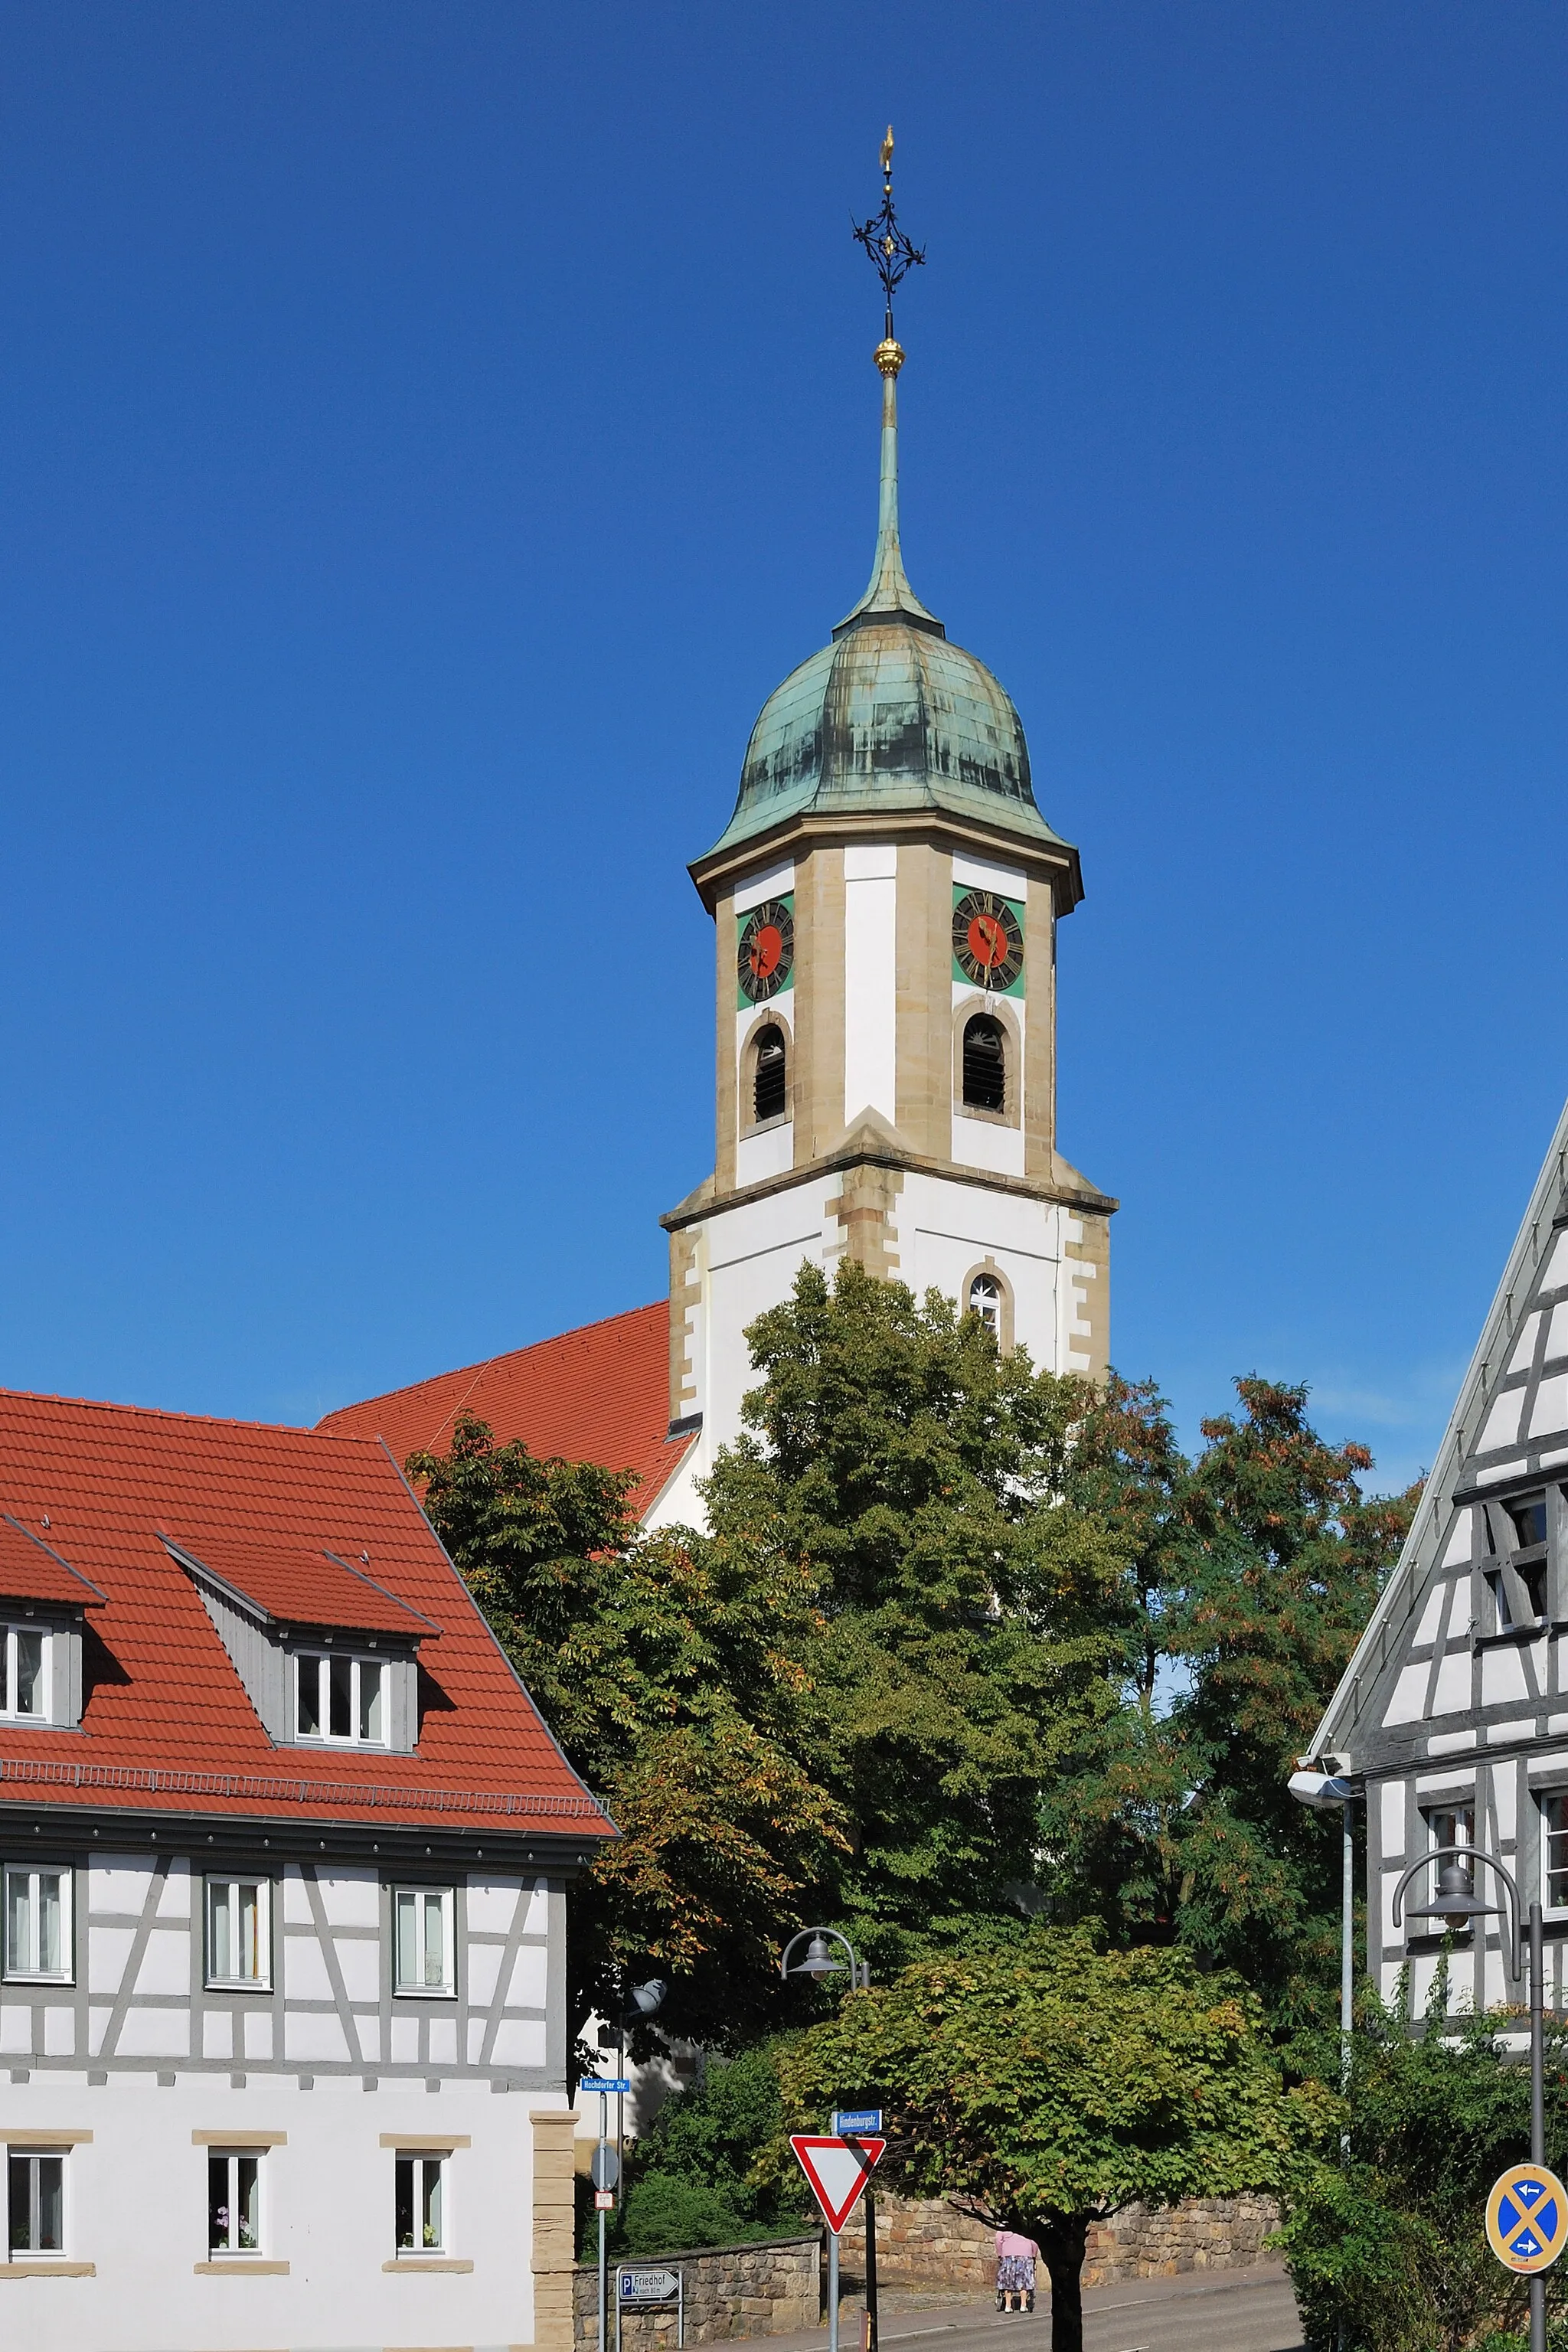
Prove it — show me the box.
[753,1024,788,1124]
[968,1272,1002,1338]
[962,1014,1006,1112]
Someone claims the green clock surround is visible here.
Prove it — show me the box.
[737,895,795,1007]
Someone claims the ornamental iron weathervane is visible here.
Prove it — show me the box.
[853,125,926,345]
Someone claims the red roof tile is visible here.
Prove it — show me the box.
[165,1532,438,1638]
[0,1387,613,1838]
[0,1514,107,1608]
[315,1302,695,1514]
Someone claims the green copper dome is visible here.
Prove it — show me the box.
[703,345,1074,864]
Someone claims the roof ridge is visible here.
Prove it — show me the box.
[315,1300,668,1428]
[0,1385,384,1449]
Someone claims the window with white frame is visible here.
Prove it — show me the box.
[394,1886,455,1997]
[1543,1792,1568,1911]
[968,1273,1002,1338]
[207,2149,263,2256]
[205,1878,270,1988]
[3,1866,70,1981]
[294,1651,387,1745]
[8,2149,64,2256]
[0,1626,47,1722]
[394,2151,447,2253]
[1426,1803,1474,1858]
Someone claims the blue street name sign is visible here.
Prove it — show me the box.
[831,2109,883,2135]
[583,2077,632,2093]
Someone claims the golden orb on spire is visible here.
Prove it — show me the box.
[874,337,905,377]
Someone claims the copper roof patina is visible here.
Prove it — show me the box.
[704,336,1074,864]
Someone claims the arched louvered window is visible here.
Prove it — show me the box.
[968,1273,1002,1337]
[962,1014,1006,1112]
[753,1024,788,1124]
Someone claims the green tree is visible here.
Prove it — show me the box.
[704,1261,1126,1971]
[774,1932,1290,2352]
[1278,1971,1568,2352]
[604,2044,811,2256]
[1041,1374,1417,2043]
[412,1413,844,2052]
[1173,1378,1419,2035]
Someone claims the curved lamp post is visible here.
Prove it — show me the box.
[780,1926,871,1991]
[1392,1842,1546,2352]
[779,1928,872,2352]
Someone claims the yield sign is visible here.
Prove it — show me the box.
[790,2134,886,2233]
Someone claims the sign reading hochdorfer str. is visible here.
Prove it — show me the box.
[619,2269,680,2303]
[1486,2163,1568,2273]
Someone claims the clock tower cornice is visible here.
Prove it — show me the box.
[688,806,1084,917]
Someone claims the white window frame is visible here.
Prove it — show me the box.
[6,2145,67,2256]
[0,1625,50,1724]
[1543,1790,1568,1915]
[393,2150,449,2255]
[292,1651,390,1746]
[393,1886,456,1998]
[3,1864,72,1983]
[207,2146,265,2257]
[204,1877,272,1990]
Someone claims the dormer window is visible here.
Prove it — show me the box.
[296,1651,388,1746]
[0,1625,47,1721]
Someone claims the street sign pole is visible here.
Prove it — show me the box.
[862,2180,877,2352]
[826,2227,838,2352]
[1531,1899,1547,2352]
[598,2086,609,2352]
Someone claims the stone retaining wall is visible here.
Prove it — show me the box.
[569,2192,1279,2347]
[572,2236,820,2349]
[861,2190,1281,2297]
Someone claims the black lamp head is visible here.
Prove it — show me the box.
[1406,1858,1498,1933]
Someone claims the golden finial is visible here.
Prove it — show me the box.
[880,126,894,178]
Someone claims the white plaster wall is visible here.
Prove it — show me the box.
[843,844,897,1125]
[737,1123,794,1187]
[733,858,794,917]
[949,1112,1026,1178]
[664,1166,1082,1521]
[0,2072,555,2352]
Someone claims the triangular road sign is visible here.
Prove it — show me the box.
[790,2134,886,2233]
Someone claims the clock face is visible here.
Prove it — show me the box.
[952,889,1024,993]
[737,897,795,1004]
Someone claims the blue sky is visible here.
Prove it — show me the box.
[5,2,1567,1494]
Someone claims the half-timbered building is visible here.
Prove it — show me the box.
[1304,1099,1568,2025]
[0,1385,610,2351]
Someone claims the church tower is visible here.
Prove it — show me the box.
[651,142,1116,1527]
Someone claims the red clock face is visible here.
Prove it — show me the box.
[952,890,1024,990]
[737,900,795,1002]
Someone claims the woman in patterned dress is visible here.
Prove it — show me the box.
[994,2227,1040,2313]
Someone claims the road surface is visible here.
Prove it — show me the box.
[765,2268,1305,2352]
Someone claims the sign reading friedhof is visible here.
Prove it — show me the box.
[619,2269,681,2303]
[1486,2163,1568,2273]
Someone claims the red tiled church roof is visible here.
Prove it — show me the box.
[315,1302,694,1516]
[0,1387,613,1838]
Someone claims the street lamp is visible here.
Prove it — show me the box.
[779,1928,874,2352]
[781,1927,871,1991]
[1288,1766,1359,2154]
[1392,1841,1547,2352]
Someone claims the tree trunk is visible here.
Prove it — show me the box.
[1036,2213,1089,2352]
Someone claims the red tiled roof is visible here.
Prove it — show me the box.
[165,1532,438,1638]
[315,1302,695,1515]
[0,1514,107,1608]
[0,1387,613,1837]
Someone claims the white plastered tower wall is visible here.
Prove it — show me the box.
[1304,1093,1568,2029]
